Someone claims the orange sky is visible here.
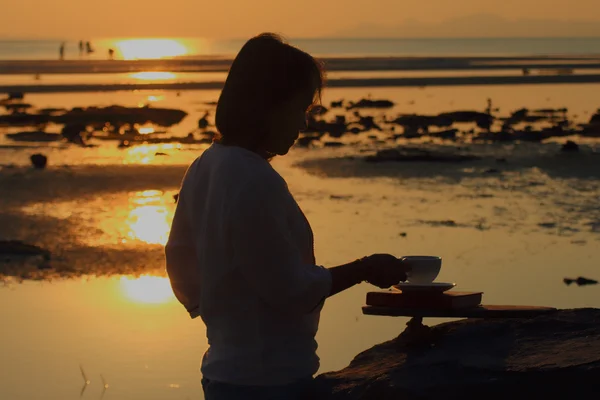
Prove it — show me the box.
[2,0,600,38]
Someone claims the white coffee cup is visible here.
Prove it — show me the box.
[402,256,442,284]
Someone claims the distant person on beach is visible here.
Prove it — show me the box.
[78,40,84,55]
[59,42,65,60]
[85,41,94,54]
[166,33,412,400]
[108,48,114,60]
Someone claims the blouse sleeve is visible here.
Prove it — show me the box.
[165,188,202,319]
[228,177,331,315]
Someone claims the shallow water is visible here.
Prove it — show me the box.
[1,86,600,399]
[9,69,600,87]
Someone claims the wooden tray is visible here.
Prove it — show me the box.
[362,304,558,319]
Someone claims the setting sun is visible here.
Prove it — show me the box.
[115,39,189,60]
[119,276,174,304]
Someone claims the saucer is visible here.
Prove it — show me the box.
[394,282,456,293]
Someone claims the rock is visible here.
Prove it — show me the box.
[561,140,579,152]
[358,116,382,131]
[61,123,87,145]
[39,107,68,115]
[0,105,187,127]
[393,114,453,131]
[347,99,395,110]
[437,111,494,130]
[421,219,458,227]
[365,148,480,163]
[570,240,587,246]
[198,111,210,129]
[588,111,600,125]
[3,103,33,112]
[315,309,600,400]
[474,131,517,142]
[30,153,48,169]
[155,152,168,156]
[484,168,501,174]
[510,107,529,120]
[0,240,50,260]
[430,128,458,140]
[6,131,62,142]
[399,232,407,237]
[534,107,568,115]
[323,141,345,148]
[514,129,554,142]
[295,135,320,147]
[563,277,598,286]
[8,91,25,100]
[305,117,346,137]
[330,195,353,200]
[334,115,346,125]
[330,100,344,108]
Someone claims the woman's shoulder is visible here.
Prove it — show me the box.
[190,143,288,194]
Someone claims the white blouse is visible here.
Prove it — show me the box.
[165,143,332,386]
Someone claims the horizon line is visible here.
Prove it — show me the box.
[3,35,600,41]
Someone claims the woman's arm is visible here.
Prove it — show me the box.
[328,259,367,297]
[328,254,410,297]
[165,189,202,318]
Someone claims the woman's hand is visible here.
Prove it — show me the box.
[328,254,411,297]
[360,254,410,288]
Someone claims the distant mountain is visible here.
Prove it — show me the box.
[329,14,600,38]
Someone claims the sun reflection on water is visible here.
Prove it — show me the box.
[146,95,163,102]
[137,127,155,134]
[120,275,174,304]
[126,190,172,245]
[130,71,177,81]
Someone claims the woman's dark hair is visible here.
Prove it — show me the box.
[214,33,325,154]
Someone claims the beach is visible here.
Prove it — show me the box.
[2,42,600,399]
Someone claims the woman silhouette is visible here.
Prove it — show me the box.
[166,33,410,400]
